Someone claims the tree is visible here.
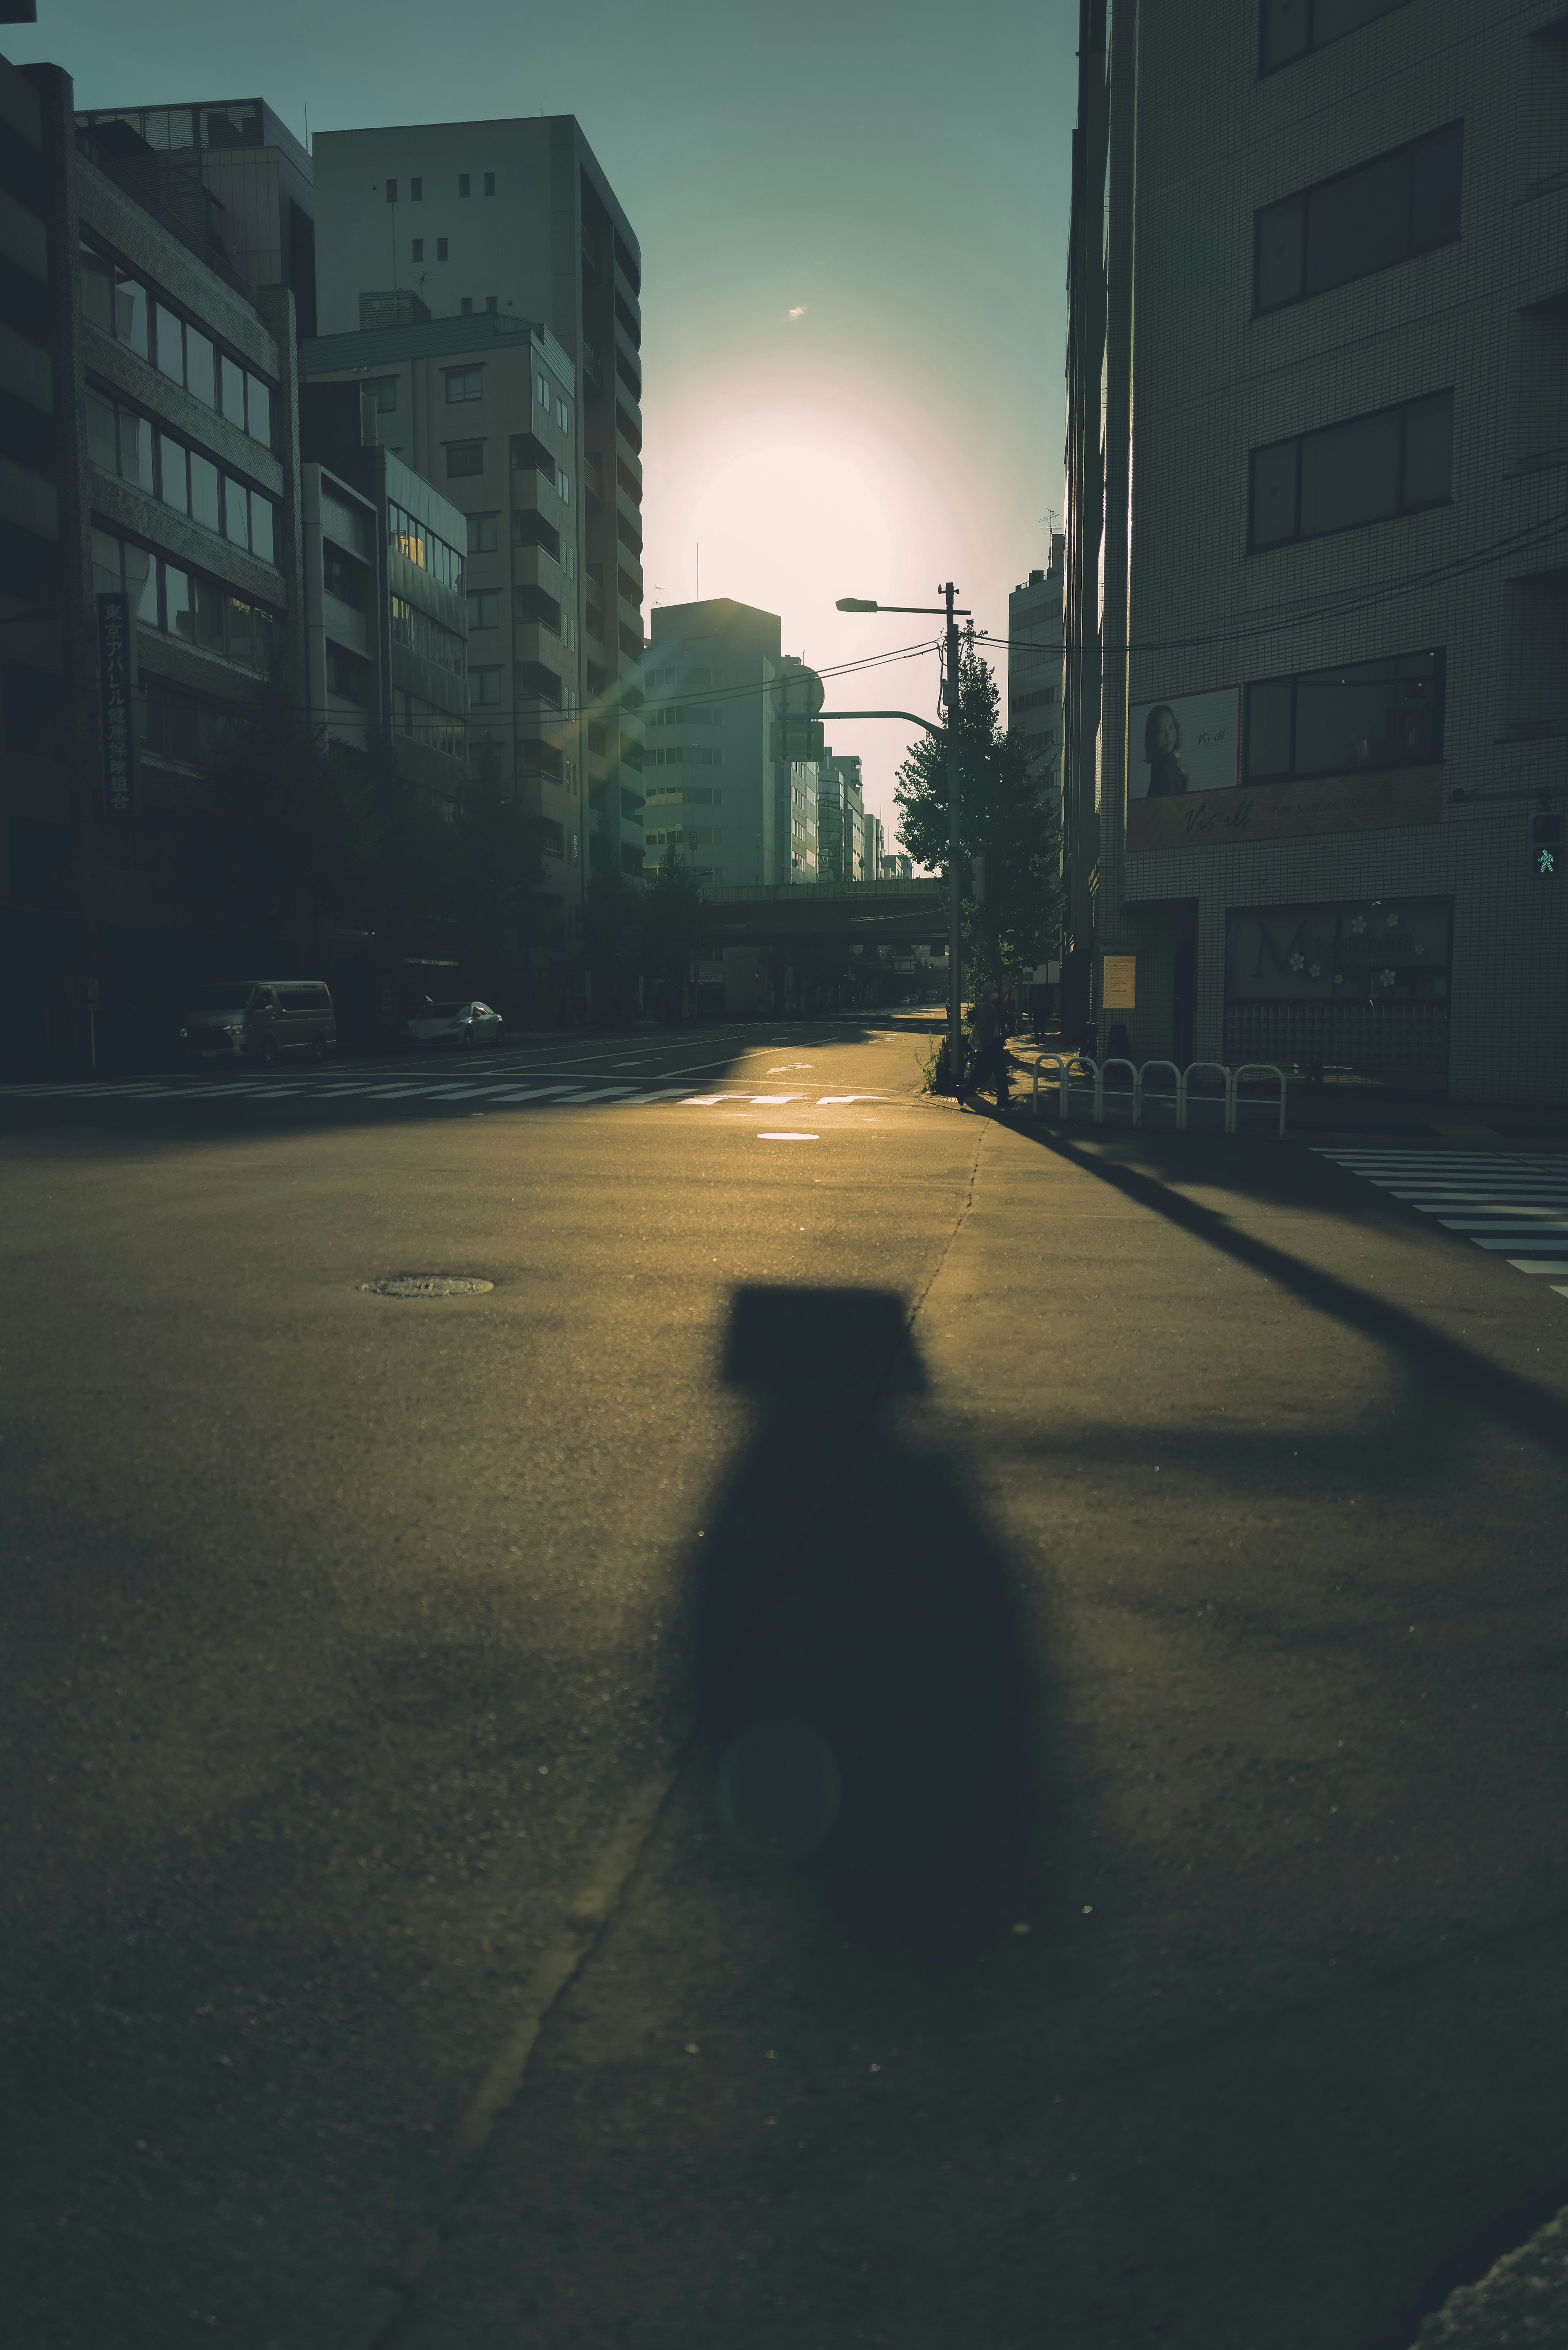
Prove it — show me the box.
[640,846,706,1023]
[892,631,1062,997]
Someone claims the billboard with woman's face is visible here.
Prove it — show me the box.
[1129,687,1240,799]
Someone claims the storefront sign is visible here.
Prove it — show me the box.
[1225,898,1451,1004]
[97,591,136,818]
[1129,687,1240,798]
[1128,763,1441,853]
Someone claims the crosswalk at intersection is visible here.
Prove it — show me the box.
[1315,1147,1568,1301]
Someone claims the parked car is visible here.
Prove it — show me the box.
[401,999,505,1052]
[178,980,336,1068]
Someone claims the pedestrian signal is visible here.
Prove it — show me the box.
[1531,812,1561,878]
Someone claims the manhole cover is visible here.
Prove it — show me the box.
[359,1275,495,1298]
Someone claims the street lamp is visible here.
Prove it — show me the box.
[832,587,970,1090]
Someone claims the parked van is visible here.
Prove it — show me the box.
[178,980,337,1068]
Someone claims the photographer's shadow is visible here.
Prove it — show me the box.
[684,1285,1065,1959]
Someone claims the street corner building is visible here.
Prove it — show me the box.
[0,70,316,1072]
[1060,0,1568,1103]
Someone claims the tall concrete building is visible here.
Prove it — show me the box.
[642,598,821,885]
[74,98,317,336]
[1063,0,1568,1098]
[817,748,865,881]
[309,115,646,924]
[1007,536,1065,806]
[1,55,304,1072]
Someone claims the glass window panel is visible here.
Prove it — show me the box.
[1250,439,1298,546]
[167,109,193,150]
[1411,123,1463,252]
[1401,391,1453,508]
[1245,679,1294,778]
[1294,666,1403,774]
[1254,195,1304,311]
[156,303,185,384]
[159,435,188,513]
[1300,406,1400,536]
[249,491,274,565]
[91,528,122,597]
[189,451,220,532]
[186,327,215,406]
[224,476,250,548]
[124,542,157,624]
[220,354,245,426]
[254,606,275,673]
[163,562,192,641]
[86,390,118,473]
[1306,150,1410,294]
[245,375,272,447]
[80,244,114,332]
[190,573,225,651]
[119,409,154,489]
[114,273,148,355]
[226,599,257,669]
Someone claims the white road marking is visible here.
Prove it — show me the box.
[1317,1148,1568,1301]
[757,1131,819,1141]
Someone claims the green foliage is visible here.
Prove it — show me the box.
[922,1034,967,1096]
[892,632,1062,994]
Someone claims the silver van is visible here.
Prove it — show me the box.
[178,980,337,1068]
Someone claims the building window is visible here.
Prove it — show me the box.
[447,440,484,477]
[365,378,398,414]
[1260,0,1410,76]
[468,511,499,554]
[458,173,471,198]
[410,176,422,201]
[327,647,367,704]
[1255,123,1463,314]
[461,297,473,315]
[1249,390,1453,551]
[437,236,448,261]
[470,666,501,706]
[1245,649,1444,782]
[385,178,396,203]
[467,589,500,630]
[445,367,483,402]
[537,371,550,409]
[412,239,424,262]
[486,295,498,313]
[483,171,495,197]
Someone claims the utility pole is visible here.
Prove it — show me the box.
[943,581,962,1091]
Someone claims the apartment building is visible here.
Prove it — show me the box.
[1007,537,1065,806]
[1062,0,1568,1098]
[298,314,574,824]
[74,98,317,336]
[863,807,885,874]
[817,748,866,881]
[309,116,646,922]
[641,598,822,885]
[0,56,303,1072]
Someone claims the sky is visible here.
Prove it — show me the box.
[10,0,1080,854]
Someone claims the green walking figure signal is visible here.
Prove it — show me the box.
[1530,812,1561,877]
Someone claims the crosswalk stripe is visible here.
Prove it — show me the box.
[1316,1148,1568,1302]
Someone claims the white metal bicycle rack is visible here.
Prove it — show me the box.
[1019,1054,1287,1139]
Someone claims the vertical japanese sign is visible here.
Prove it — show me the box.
[97,591,136,818]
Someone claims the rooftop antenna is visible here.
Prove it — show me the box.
[652,584,672,607]
[1040,506,1060,535]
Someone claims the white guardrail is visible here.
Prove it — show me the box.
[1018,1054,1287,1140]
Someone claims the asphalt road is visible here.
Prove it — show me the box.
[2,1023,1566,2350]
